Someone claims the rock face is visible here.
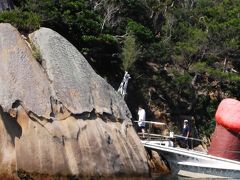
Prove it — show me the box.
[0,23,149,179]
[0,0,13,11]
[0,24,52,118]
[29,27,131,119]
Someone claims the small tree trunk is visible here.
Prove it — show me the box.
[223,57,227,72]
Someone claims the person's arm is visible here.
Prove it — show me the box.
[186,131,189,138]
[185,127,190,139]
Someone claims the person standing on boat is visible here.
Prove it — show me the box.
[182,119,190,148]
[138,106,146,138]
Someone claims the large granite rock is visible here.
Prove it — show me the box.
[29,27,131,119]
[0,24,52,118]
[0,23,149,179]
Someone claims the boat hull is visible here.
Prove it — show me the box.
[142,140,240,178]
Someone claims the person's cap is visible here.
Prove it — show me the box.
[184,119,188,123]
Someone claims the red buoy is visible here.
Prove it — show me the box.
[208,98,240,161]
[215,98,240,133]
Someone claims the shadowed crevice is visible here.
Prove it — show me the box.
[0,106,22,145]
[71,109,97,120]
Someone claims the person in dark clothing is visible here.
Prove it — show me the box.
[181,119,190,148]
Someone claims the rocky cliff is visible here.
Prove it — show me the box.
[0,23,149,179]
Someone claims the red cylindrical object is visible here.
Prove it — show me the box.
[208,98,240,161]
[208,124,240,161]
[215,98,240,133]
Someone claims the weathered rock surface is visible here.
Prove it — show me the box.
[29,27,131,119]
[148,150,170,176]
[0,23,52,118]
[0,0,13,11]
[0,23,149,179]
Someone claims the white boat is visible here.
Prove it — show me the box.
[142,140,240,178]
[136,121,240,178]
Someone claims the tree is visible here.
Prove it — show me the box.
[121,33,139,71]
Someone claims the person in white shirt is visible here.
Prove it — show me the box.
[138,106,146,138]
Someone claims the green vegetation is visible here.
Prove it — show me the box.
[191,62,240,81]
[31,43,42,64]
[122,33,139,71]
[1,0,239,137]
[0,9,40,32]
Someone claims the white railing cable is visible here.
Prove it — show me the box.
[134,120,205,143]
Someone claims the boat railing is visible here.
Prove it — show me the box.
[134,120,205,149]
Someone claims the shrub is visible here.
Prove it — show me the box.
[0,9,40,32]
[30,43,42,64]
[126,19,154,43]
[121,33,139,71]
